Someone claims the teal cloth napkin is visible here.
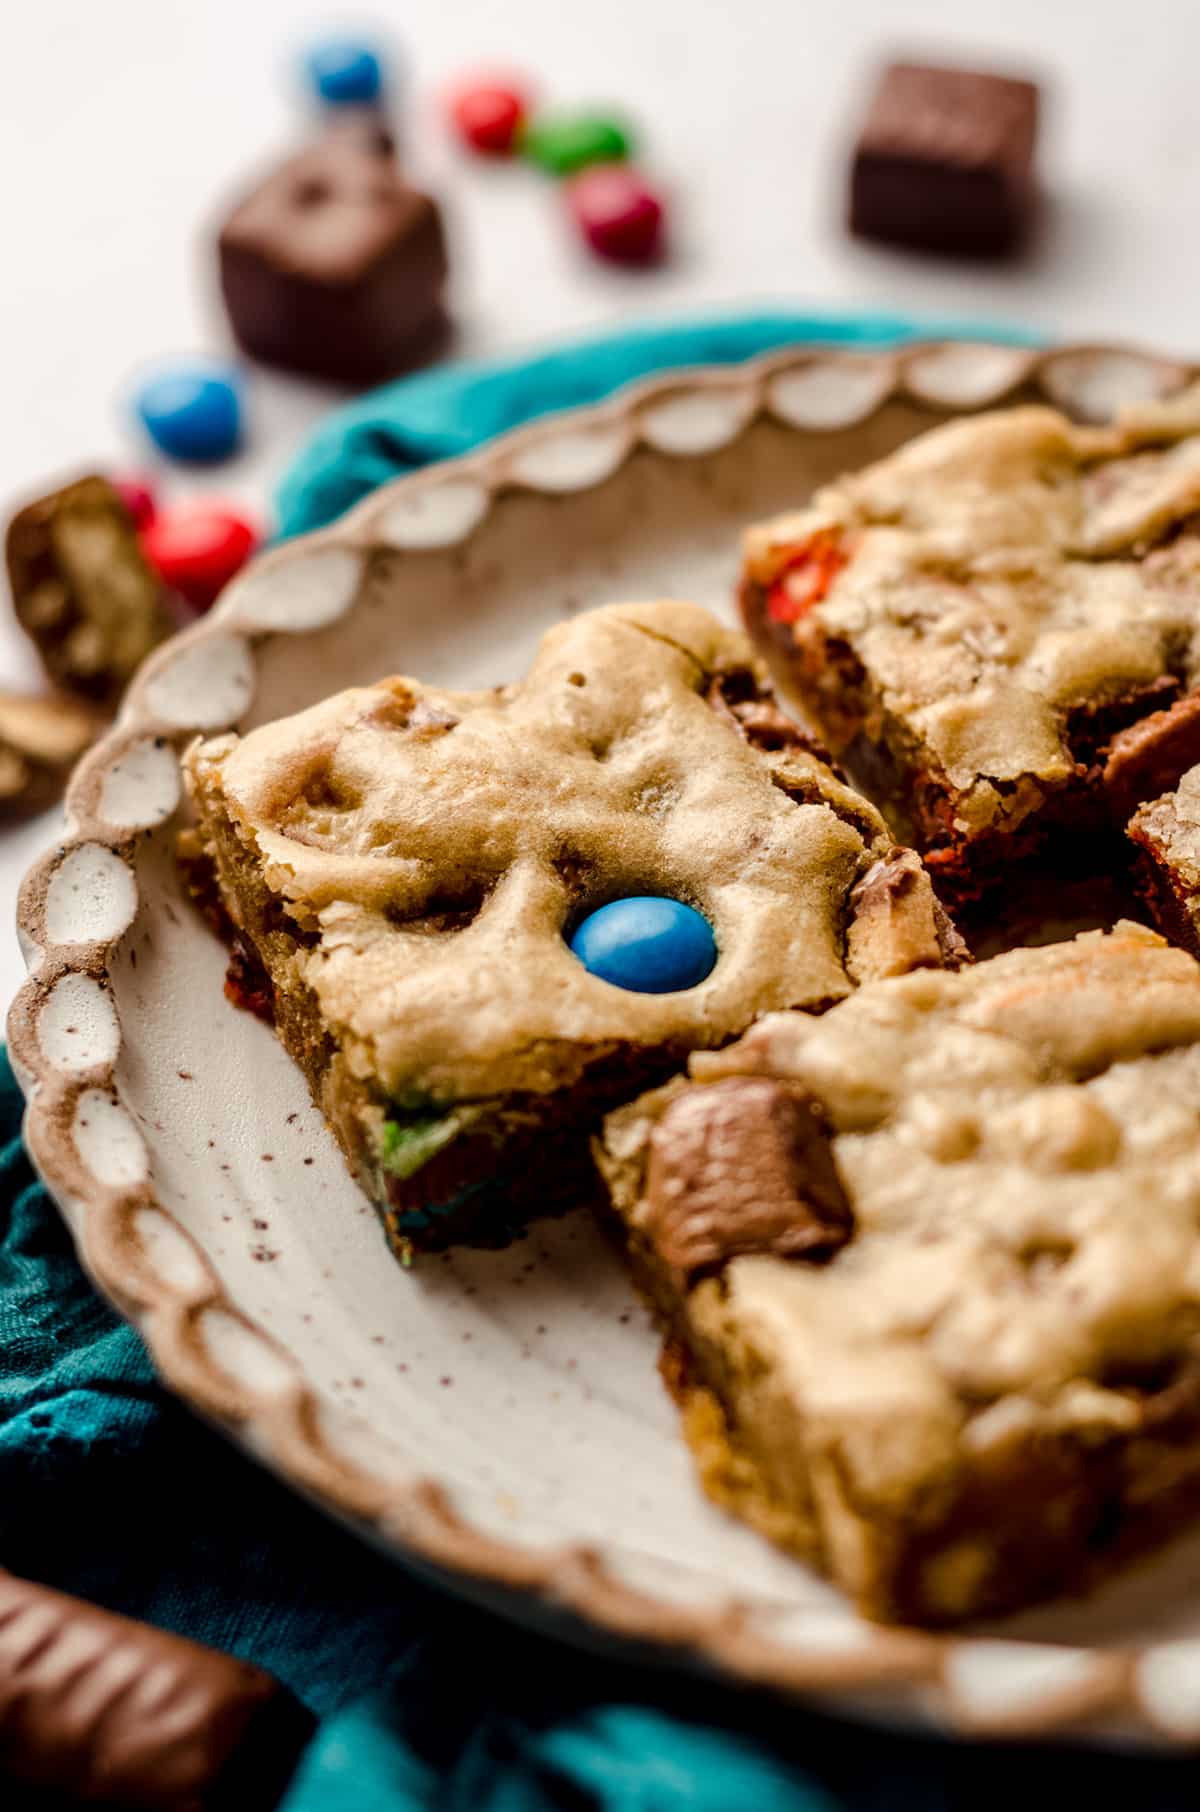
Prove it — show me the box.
[5,312,1194,1808]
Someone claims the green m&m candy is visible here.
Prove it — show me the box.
[522,113,632,176]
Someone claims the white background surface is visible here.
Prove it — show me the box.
[2,0,1199,1009]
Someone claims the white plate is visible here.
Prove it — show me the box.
[14,339,1200,1748]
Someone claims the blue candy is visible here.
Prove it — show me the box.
[304,39,384,106]
[569,897,717,994]
[134,365,243,465]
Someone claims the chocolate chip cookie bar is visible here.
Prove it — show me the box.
[183,600,960,1260]
[740,385,1200,911]
[598,923,1200,1625]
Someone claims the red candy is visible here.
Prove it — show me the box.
[113,476,156,530]
[449,79,528,155]
[140,504,259,612]
[566,164,664,264]
[765,532,850,626]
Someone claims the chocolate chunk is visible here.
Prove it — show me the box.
[643,1076,852,1282]
[706,669,826,755]
[849,61,1040,257]
[6,475,172,705]
[0,691,99,817]
[218,113,450,385]
[846,846,967,981]
[0,1570,313,1807]
[1103,691,1200,825]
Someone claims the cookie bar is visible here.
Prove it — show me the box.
[598,924,1200,1625]
[183,601,960,1260]
[740,385,1200,912]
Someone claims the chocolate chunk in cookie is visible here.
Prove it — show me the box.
[644,1076,852,1282]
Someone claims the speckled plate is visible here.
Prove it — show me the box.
[15,338,1200,1749]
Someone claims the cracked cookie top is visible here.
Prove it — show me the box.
[600,923,1200,1503]
[745,385,1200,836]
[184,600,957,1102]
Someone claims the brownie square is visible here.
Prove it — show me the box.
[182,601,958,1261]
[598,924,1200,1625]
[218,115,449,386]
[849,61,1040,256]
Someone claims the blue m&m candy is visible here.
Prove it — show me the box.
[133,364,243,465]
[569,897,717,994]
[305,39,384,106]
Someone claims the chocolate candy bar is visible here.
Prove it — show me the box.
[0,1570,313,1806]
[218,114,449,386]
[848,60,1040,256]
[0,691,99,817]
[5,474,172,706]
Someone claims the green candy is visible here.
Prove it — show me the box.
[522,114,632,176]
[379,1111,461,1179]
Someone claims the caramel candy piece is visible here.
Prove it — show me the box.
[0,692,99,817]
[218,114,450,386]
[642,1076,852,1282]
[849,61,1040,257]
[0,1570,313,1806]
[1103,691,1200,826]
[846,846,967,981]
[6,475,171,706]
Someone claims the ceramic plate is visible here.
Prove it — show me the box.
[16,339,1200,1749]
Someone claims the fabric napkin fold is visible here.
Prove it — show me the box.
[7,310,1195,1808]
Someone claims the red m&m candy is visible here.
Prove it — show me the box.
[140,504,259,613]
[567,165,664,264]
[112,476,157,530]
[448,77,529,155]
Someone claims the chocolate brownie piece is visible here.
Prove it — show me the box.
[849,61,1040,257]
[598,924,1200,1625]
[741,385,1200,913]
[183,601,959,1261]
[6,475,171,706]
[218,113,449,386]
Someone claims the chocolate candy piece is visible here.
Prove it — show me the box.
[141,502,260,612]
[0,691,99,816]
[567,164,664,263]
[523,114,631,176]
[218,115,449,386]
[0,1570,313,1807]
[644,1076,853,1283]
[304,37,384,106]
[849,61,1040,257]
[569,896,716,993]
[450,77,529,155]
[6,475,172,706]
